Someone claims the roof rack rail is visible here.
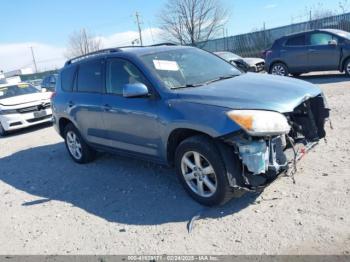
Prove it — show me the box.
[65,48,121,66]
[150,43,177,46]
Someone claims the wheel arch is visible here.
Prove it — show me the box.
[341,56,350,71]
[58,117,73,137]
[166,128,213,166]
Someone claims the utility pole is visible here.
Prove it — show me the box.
[135,12,143,46]
[30,46,38,73]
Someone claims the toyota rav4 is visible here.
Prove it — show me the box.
[52,45,330,206]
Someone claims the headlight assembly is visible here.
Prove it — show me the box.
[227,110,290,136]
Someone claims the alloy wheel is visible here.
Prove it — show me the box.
[66,131,82,160]
[271,65,286,76]
[180,151,217,198]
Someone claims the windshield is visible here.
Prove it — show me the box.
[0,83,39,99]
[140,48,241,89]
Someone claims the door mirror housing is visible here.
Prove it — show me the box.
[328,39,337,46]
[123,83,149,98]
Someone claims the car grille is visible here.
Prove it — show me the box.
[17,102,51,114]
[256,62,265,72]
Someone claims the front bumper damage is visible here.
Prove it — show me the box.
[221,94,330,192]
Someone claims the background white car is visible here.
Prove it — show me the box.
[0,83,53,136]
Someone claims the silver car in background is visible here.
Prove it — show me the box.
[0,83,52,136]
[215,51,265,73]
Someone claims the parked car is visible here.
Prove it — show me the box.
[214,51,265,72]
[41,74,58,91]
[27,79,43,90]
[265,29,350,76]
[52,45,329,206]
[0,83,52,136]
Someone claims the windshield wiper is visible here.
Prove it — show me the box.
[172,83,203,89]
[203,74,238,85]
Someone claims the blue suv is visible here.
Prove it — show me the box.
[52,44,329,206]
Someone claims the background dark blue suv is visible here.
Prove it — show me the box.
[265,29,350,76]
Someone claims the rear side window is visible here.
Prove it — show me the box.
[61,66,76,92]
[77,60,103,93]
[285,35,306,46]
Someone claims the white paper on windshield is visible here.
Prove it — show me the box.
[0,91,4,96]
[153,60,179,71]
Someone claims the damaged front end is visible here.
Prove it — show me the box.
[222,94,330,190]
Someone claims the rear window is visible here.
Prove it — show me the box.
[61,66,76,92]
[77,60,103,93]
[285,35,306,46]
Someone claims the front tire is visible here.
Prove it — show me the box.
[270,63,289,76]
[344,58,350,76]
[64,123,96,164]
[175,135,234,206]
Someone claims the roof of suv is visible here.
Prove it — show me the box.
[282,28,347,38]
[64,44,190,67]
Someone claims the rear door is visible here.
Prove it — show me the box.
[307,32,341,70]
[70,59,107,145]
[281,34,308,72]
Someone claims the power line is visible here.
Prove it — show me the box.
[30,46,38,73]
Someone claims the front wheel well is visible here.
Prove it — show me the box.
[342,57,350,71]
[166,129,212,166]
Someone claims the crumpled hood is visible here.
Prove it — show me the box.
[244,57,265,65]
[174,73,322,113]
[0,92,52,107]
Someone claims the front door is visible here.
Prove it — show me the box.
[101,58,161,157]
[308,32,341,71]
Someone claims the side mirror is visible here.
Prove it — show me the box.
[123,83,149,98]
[328,39,337,46]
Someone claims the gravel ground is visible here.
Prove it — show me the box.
[0,72,349,255]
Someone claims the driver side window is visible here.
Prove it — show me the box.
[310,33,337,46]
[106,59,148,95]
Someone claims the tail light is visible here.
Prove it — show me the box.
[265,50,272,59]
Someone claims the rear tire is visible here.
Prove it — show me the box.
[270,63,289,76]
[0,122,7,137]
[175,135,234,206]
[344,59,350,76]
[64,123,96,164]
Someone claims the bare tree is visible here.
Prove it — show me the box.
[305,2,336,20]
[339,0,350,14]
[159,0,228,46]
[65,28,102,59]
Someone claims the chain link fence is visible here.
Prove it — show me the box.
[201,12,350,57]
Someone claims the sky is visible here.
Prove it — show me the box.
[0,0,341,72]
